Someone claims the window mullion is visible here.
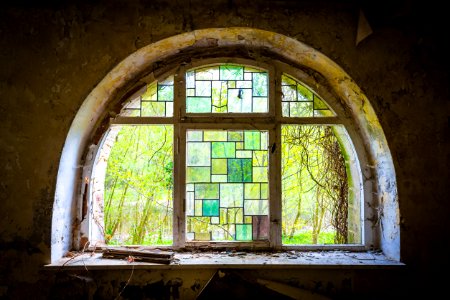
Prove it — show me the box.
[269,68,283,248]
[173,67,185,249]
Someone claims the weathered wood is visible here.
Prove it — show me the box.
[102,248,174,264]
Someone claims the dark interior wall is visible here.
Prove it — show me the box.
[0,0,448,298]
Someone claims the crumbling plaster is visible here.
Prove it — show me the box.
[1,1,448,299]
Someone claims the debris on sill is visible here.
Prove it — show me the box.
[102,247,174,264]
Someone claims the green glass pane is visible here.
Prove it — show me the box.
[282,75,297,86]
[228,81,236,88]
[141,101,165,117]
[203,200,219,216]
[228,159,252,182]
[236,142,243,150]
[314,96,329,110]
[195,200,202,216]
[228,131,243,141]
[244,200,268,215]
[220,183,243,207]
[141,82,157,100]
[220,65,244,80]
[297,84,313,101]
[290,102,313,117]
[252,73,267,96]
[236,224,252,240]
[253,151,268,166]
[220,208,227,224]
[212,159,227,174]
[157,85,173,101]
[227,208,244,224]
[253,167,267,182]
[244,66,262,72]
[187,142,210,166]
[188,216,211,233]
[211,81,228,113]
[187,167,210,183]
[244,131,260,150]
[195,80,211,97]
[245,216,253,223]
[187,97,211,113]
[245,183,260,199]
[314,109,335,117]
[252,97,267,113]
[212,142,235,158]
[261,183,268,199]
[195,232,211,241]
[195,184,219,199]
[204,131,227,141]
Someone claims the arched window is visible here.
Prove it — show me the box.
[52,29,399,262]
[81,59,364,250]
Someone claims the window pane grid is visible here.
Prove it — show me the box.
[186,129,269,241]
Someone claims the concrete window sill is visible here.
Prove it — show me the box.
[44,251,404,271]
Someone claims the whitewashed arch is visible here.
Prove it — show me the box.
[52,27,399,262]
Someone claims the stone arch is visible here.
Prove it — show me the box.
[52,27,399,262]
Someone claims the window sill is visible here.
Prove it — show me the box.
[44,251,404,271]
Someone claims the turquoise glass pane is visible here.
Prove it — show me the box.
[203,200,219,216]
[228,159,252,182]
[244,131,260,150]
[212,142,235,158]
[236,224,252,240]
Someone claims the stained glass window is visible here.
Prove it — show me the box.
[186,65,268,113]
[281,74,335,117]
[186,130,269,241]
[121,76,174,117]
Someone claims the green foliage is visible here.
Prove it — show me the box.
[104,125,173,245]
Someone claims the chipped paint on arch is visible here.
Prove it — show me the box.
[52,27,399,262]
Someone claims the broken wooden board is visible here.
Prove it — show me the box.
[102,248,174,264]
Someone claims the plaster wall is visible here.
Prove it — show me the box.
[1,0,448,298]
